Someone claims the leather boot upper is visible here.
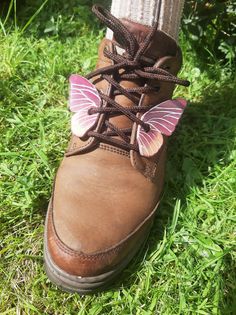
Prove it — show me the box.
[46,6,188,277]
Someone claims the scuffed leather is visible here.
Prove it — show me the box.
[53,147,165,253]
[46,21,182,277]
[47,200,154,277]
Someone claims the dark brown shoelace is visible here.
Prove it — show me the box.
[85,5,190,152]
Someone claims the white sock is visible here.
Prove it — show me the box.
[107,0,185,41]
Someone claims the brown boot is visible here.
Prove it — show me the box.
[44,5,189,294]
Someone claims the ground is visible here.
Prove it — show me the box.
[0,1,235,314]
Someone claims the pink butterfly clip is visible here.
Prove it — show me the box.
[69,74,187,157]
[69,74,101,137]
[137,99,187,157]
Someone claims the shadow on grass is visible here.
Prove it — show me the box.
[112,79,236,309]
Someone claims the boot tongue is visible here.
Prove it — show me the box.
[108,19,178,139]
[118,19,178,59]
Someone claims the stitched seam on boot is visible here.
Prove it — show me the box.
[66,137,94,153]
[49,214,129,260]
[99,144,130,157]
[49,201,156,259]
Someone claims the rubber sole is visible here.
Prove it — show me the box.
[43,208,154,294]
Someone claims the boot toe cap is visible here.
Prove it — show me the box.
[45,201,154,277]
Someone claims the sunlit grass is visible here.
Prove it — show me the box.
[0,1,235,314]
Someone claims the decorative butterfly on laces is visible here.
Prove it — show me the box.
[69,74,101,138]
[137,98,187,157]
[69,74,187,157]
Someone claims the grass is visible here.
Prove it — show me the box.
[0,0,235,314]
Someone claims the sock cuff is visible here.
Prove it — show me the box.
[109,0,185,41]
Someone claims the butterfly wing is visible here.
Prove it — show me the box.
[137,98,187,157]
[69,74,101,137]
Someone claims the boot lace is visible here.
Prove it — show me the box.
[85,5,189,152]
